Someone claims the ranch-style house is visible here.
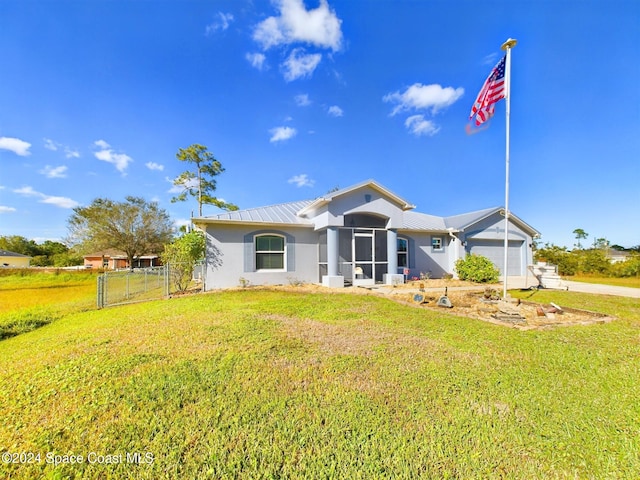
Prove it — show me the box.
[193,180,540,290]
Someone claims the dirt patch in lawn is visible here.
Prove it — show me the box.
[257,280,615,330]
[386,287,615,330]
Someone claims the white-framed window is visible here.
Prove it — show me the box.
[255,234,285,271]
[397,237,408,268]
[431,236,444,251]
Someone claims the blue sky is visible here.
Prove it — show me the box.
[1,0,638,249]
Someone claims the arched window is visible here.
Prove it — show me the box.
[255,234,285,271]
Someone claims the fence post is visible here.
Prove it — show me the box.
[97,275,104,308]
[165,263,170,297]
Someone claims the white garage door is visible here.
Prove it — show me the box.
[467,239,523,276]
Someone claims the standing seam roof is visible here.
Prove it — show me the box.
[204,200,314,224]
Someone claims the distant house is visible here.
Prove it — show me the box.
[83,250,161,270]
[0,250,31,268]
[607,250,630,264]
[193,179,540,289]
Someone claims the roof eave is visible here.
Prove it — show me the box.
[297,180,415,217]
[459,208,540,237]
[397,228,455,234]
[192,218,313,229]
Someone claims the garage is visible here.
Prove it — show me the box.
[467,239,524,276]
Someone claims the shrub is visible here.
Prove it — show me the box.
[162,230,205,292]
[611,254,640,277]
[455,254,500,283]
[535,244,579,276]
[577,249,611,275]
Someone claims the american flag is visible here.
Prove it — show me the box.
[469,55,506,126]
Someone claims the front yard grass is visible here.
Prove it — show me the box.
[1,288,639,479]
[0,271,96,339]
[564,274,640,289]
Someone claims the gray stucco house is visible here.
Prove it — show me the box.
[193,180,539,289]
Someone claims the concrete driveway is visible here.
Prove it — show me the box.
[562,281,640,298]
[505,276,640,298]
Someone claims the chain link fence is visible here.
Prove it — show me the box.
[96,262,206,308]
[96,266,168,308]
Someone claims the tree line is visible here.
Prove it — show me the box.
[3,144,234,290]
[0,236,83,267]
[535,229,639,277]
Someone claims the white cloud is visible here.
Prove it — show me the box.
[41,195,80,209]
[145,162,164,171]
[383,83,464,116]
[206,12,234,35]
[0,206,16,213]
[282,48,321,81]
[64,147,80,159]
[269,126,297,143]
[94,139,110,149]
[246,52,267,71]
[93,140,133,173]
[288,174,315,187]
[13,185,79,209]
[0,137,31,156]
[44,138,58,151]
[167,175,198,194]
[295,93,311,106]
[405,115,440,137]
[327,105,343,117]
[44,138,80,158]
[39,165,68,179]
[253,0,342,51]
[13,186,39,196]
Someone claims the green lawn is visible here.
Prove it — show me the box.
[564,274,640,289]
[1,284,639,479]
[0,271,96,339]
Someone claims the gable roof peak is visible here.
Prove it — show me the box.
[297,179,415,217]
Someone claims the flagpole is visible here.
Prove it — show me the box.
[501,38,517,299]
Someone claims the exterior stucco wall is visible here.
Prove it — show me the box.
[460,213,535,276]
[309,186,405,229]
[461,213,531,243]
[204,224,319,289]
[397,232,453,279]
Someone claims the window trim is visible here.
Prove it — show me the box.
[397,236,409,269]
[254,233,286,272]
[431,236,444,252]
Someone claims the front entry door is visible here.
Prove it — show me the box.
[353,232,375,286]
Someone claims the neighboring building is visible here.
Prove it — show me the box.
[193,180,540,289]
[83,250,161,269]
[0,250,31,268]
[607,250,630,264]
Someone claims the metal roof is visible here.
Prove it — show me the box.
[444,207,500,230]
[193,181,538,236]
[196,200,314,226]
[401,211,448,231]
[444,207,540,236]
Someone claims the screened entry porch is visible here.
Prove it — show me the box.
[319,227,402,286]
